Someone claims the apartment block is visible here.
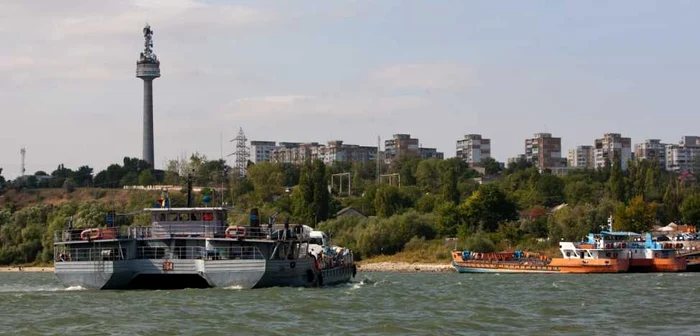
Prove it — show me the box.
[525,133,566,170]
[666,136,700,173]
[634,139,667,167]
[250,141,277,163]
[567,145,594,169]
[456,134,491,165]
[271,141,377,165]
[419,147,444,160]
[594,133,632,170]
[384,133,443,163]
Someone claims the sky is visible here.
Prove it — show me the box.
[2,0,700,178]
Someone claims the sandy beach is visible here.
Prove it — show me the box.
[0,266,54,273]
[358,262,453,273]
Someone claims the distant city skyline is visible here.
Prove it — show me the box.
[2,1,700,177]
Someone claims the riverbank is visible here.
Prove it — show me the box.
[0,266,54,273]
[358,262,452,273]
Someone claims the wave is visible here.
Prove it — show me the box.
[224,285,244,290]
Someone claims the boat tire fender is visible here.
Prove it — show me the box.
[352,264,357,278]
[290,261,296,269]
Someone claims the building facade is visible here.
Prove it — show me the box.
[594,133,632,170]
[384,134,443,163]
[666,136,700,173]
[634,139,667,167]
[567,145,594,169]
[271,141,377,165]
[456,134,491,165]
[384,134,420,162]
[525,133,566,170]
[250,141,277,163]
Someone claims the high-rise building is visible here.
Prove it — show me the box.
[384,134,420,162]
[456,134,491,165]
[634,139,667,167]
[594,133,632,170]
[136,24,161,168]
[250,141,277,163]
[419,147,444,160]
[666,136,700,173]
[567,145,594,169]
[525,133,566,170]
[384,134,442,163]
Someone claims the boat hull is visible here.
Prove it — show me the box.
[628,257,686,272]
[55,258,354,289]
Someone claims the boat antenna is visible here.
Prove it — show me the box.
[607,215,613,232]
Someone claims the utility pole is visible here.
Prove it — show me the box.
[228,127,249,177]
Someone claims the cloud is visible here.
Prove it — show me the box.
[371,63,479,91]
[220,94,429,120]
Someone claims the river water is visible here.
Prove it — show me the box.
[0,272,698,335]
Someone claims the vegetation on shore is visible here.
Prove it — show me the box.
[1,154,700,265]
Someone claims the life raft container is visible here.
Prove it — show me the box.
[225,226,246,239]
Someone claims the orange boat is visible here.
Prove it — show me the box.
[451,241,627,274]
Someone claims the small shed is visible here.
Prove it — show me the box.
[336,207,367,219]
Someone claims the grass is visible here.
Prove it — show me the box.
[359,238,455,264]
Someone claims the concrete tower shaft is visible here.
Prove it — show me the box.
[136,24,160,168]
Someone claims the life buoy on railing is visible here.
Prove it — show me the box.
[225,226,246,239]
[80,229,101,241]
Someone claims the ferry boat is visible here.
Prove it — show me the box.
[594,217,686,272]
[53,205,356,290]
[451,238,628,274]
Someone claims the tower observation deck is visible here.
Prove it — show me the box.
[136,24,160,168]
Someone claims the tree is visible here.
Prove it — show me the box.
[663,179,682,222]
[74,165,94,187]
[0,168,5,190]
[63,178,76,193]
[681,194,700,225]
[246,162,283,203]
[292,162,314,224]
[374,184,403,217]
[438,159,461,204]
[398,158,419,186]
[481,157,501,176]
[459,184,518,232]
[311,160,330,224]
[416,159,440,193]
[608,157,626,202]
[614,196,657,233]
[138,169,157,186]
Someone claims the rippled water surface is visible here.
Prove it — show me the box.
[1,272,699,335]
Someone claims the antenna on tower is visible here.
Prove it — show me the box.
[228,128,250,177]
[20,148,26,177]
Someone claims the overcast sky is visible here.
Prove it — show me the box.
[2,0,700,177]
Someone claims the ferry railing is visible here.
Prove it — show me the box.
[54,227,130,243]
[54,246,128,262]
[204,246,264,260]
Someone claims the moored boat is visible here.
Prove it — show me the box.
[452,239,628,274]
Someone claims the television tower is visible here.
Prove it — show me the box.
[136,24,160,168]
[20,147,26,176]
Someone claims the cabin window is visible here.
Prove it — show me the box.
[168,213,179,221]
[190,213,200,221]
[566,252,571,257]
[605,253,611,257]
[156,213,166,221]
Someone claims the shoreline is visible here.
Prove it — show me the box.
[358,262,453,273]
[0,266,54,273]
